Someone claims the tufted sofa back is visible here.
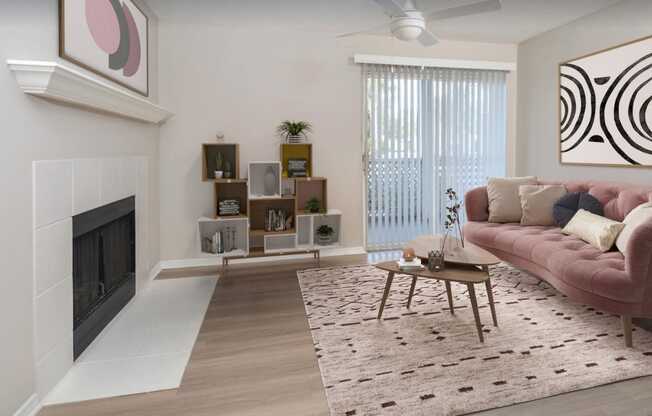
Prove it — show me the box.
[539,180,652,222]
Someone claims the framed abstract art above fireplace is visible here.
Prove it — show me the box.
[559,35,652,168]
[59,0,149,96]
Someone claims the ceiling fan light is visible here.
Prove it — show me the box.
[390,15,426,41]
[392,25,423,41]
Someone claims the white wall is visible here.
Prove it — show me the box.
[517,0,652,183]
[158,23,517,260]
[0,1,161,414]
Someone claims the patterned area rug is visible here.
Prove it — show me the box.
[297,264,652,416]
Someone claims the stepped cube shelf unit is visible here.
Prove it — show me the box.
[198,142,342,266]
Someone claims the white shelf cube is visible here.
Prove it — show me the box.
[296,215,313,247]
[198,217,249,257]
[313,210,341,246]
[264,233,297,253]
[248,161,282,199]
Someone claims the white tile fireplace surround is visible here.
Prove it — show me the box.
[32,156,152,401]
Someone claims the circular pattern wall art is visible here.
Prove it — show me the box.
[60,0,148,96]
[559,36,652,167]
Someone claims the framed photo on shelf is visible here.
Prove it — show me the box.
[59,0,149,96]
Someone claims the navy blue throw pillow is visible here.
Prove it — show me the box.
[553,192,604,228]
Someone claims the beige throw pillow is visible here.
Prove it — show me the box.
[519,185,567,226]
[487,176,538,223]
[615,201,652,254]
[562,209,625,252]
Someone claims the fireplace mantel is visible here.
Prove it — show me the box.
[7,60,173,124]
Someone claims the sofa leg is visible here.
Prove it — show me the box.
[622,315,633,348]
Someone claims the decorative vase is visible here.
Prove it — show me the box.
[317,234,331,245]
[427,250,445,272]
[263,165,277,196]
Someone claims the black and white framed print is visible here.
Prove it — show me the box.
[559,36,652,167]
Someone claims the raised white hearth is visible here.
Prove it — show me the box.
[44,276,216,405]
[7,60,173,124]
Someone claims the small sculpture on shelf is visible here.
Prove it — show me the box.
[316,225,334,245]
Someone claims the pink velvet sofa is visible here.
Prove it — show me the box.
[463,181,652,347]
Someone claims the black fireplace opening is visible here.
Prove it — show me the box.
[73,196,136,359]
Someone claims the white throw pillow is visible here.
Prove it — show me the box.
[519,185,567,226]
[562,209,625,252]
[615,202,652,254]
[487,176,538,223]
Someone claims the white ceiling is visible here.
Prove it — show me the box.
[144,0,623,44]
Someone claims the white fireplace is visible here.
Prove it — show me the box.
[32,156,152,400]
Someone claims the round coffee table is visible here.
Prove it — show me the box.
[375,235,501,343]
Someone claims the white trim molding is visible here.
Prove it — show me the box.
[13,394,41,416]
[158,246,368,272]
[354,54,517,72]
[7,60,173,124]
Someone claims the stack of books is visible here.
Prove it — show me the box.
[288,159,308,177]
[218,199,240,216]
[397,257,424,271]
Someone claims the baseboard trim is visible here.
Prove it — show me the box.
[147,261,162,283]
[13,394,41,416]
[159,246,367,271]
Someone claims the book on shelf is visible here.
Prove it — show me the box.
[397,258,424,271]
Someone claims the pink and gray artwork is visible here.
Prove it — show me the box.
[60,0,148,95]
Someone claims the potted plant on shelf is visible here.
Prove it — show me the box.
[277,120,313,144]
[305,197,321,213]
[316,225,334,245]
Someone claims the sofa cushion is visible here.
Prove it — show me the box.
[562,209,625,252]
[487,176,537,223]
[616,202,652,254]
[553,192,604,227]
[519,185,567,226]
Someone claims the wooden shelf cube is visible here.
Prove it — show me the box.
[281,143,312,178]
[248,197,295,233]
[214,180,247,218]
[202,143,239,181]
[295,177,327,213]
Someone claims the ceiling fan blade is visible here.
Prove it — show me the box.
[373,0,409,17]
[427,0,501,22]
[418,30,439,47]
[337,22,392,39]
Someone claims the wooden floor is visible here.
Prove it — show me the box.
[40,254,652,416]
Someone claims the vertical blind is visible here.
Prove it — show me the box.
[364,64,507,250]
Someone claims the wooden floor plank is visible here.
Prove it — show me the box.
[39,255,652,416]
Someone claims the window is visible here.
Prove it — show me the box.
[364,64,507,250]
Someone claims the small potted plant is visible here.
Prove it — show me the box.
[277,120,313,143]
[316,225,334,245]
[305,197,321,213]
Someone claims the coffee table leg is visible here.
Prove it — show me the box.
[377,272,395,320]
[467,283,484,343]
[445,281,454,315]
[485,279,498,327]
[407,276,417,309]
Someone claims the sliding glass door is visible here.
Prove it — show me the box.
[364,64,507,250]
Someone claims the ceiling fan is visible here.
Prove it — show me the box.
[338,0,502,47]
